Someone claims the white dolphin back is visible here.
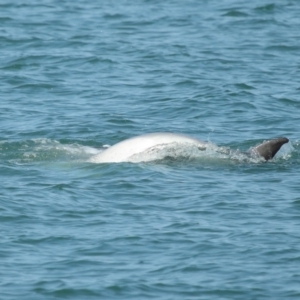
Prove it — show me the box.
[91,132,206,163]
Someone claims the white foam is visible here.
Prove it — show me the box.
[21,139,101,163]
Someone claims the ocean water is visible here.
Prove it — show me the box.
[1,0,300,299]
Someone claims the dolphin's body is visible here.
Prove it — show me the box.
[90,132,289,163]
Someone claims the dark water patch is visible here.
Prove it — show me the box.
[274,97,300,109]
[39,287,101,298]
[234,83,255,90]
[254,3,276,13]
[174,79,198,87]
[222,10,249,17]
[266,44,300,53]
[103,13,127,20]
[0,16,13,22]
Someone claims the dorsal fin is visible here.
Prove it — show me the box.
[252,137,289,160]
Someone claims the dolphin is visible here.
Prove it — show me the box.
[90,133,289,163]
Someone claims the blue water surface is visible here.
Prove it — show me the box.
[1,0,300,299]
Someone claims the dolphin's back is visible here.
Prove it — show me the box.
[90,133,289,163]
[91,132,206,163]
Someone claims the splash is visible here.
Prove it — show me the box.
[0,139,100,165]
[99,142,266,164]
[119,140,293,164]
